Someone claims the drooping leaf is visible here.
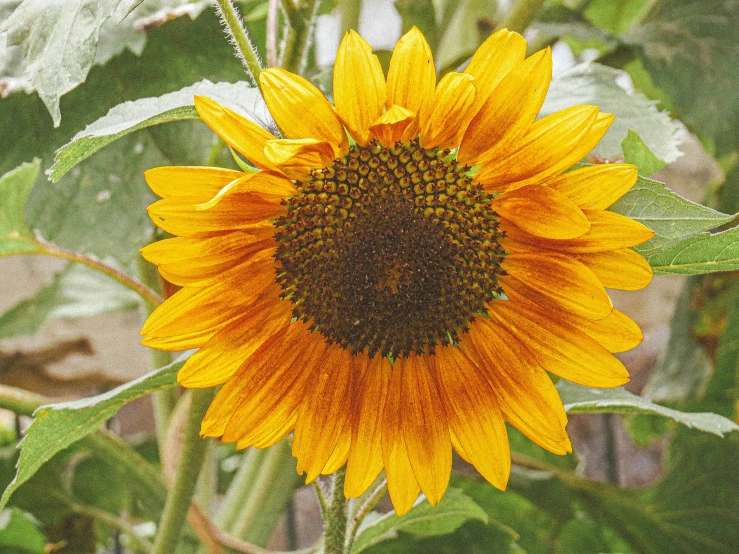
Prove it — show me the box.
[646,225,739,275]
[0,508,46,554]
[0,160,39,256]
[621,129,667,176]
[49,80,269,182]
[352,488,489,554]
[0,357,185,509]
[0,263,141,339]
[541,62,681,163]
[609,174,734,256]
[557,380,739,436]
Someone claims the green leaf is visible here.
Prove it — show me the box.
[351,488,488,554]
[583,0,650,34]
[542,62,681,163]
[0,263,140,339]
[0,357,184,509]
[621,129,667,176]
[0,508,46,554]
[0,160,39,256]
[557,380,739,436]
[625,0,739,157]
[609,174,734,256]
[646,225,739,275]
[434,0,498,72]
[49,80,268,182]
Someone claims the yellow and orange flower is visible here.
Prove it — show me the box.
[140,28,654,515]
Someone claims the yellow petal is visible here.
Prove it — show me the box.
[434,346,510,490]
[345,355,392,498]
[493,184,590,239]
[196,171,296,211]
[322,415,352,476]
[461,317,571,455]
[382,363,421,516]
[475,104,599,187]
[575,248,654,290]
[369,105,415,148]
[547,164,638,209]
[194,95,279,172]
[420,73,477,150]
[144,166,243,201]
[464,29,527,108]
[500,252,613,320]
[398,353,452,506]
[293,345,354,483]
[386,26,436,141]
[333,30,386,145]
[489,301,630,388]
[564,308,643,353]
[259,68,348,157]
[263,138,336,180]
[459,48,552,165]
[177,293,293,388]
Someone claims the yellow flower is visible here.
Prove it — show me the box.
[141,27,655,515]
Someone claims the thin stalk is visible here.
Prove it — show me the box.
[279,0,320,74]
[267,0,280,67]
[198,439,218,514]
[323,468,348,554]
[347,479,387,549]
[215,0,264,85]
[151,389,216,554]
[501,0,547,34]
[216,448,270,530]
[0,384,47,416]
[339,0,361,34]
[603,413,621,485]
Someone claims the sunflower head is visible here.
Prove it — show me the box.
[141,27,655,515]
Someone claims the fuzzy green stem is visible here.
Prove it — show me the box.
[215,0,264,85]
[279,0,320,74]
[151,389,215,554]
[324,469,348,554]
[501,0,547,34]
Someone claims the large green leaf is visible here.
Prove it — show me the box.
[541,62,681,163]
[558,381,739,436]
[621,129,666,176]
[49,80,267,181]
[609,174,734,256]
[0,262,141,339]
[646,225,739,275]
[0,160,39,256]
[0,508,46,554]
[352,488,488,554]
[0,357,184,509]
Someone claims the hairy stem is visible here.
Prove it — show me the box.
[324,468,348,554]
[151,389,216,554]
[215,0,264,85]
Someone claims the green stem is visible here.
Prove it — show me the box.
[215,0,264,85]
[151,389,216,554]
[347,479,386,549]
[0,385,47,416]
[198,439,218,513]
[216,448,270,530]
[501,0,547,34]
[279,0,320,74]
[324,468,348,554]
[339,0,361,34]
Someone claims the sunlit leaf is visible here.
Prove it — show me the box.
[0,160,39,256]
[621,129,666,176]
[0,508,46,554]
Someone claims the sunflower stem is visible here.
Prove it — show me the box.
[323,468,349,554]
[501,0,547,34]
[339,0,361,34]
[279,0,320,74]
[215,0,264,85]
[151,388,215,554]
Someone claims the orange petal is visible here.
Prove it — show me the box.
[322,414,352,476]
[398,354,452,506]
[345,355,392,498]
[489,301,630,388]
[259,68,348,157]
[459,48,552,165]
[420,72,477,150]
[333,30,386,145]
[434,346,510,490]
[144,166,243,201]
[500,252,613,320]
[564,308,643,353]
[382,362,421,516]
[386,27,436,141]
[464,29,527,108]
[547,164,638,209]
[263,138,336,180]
[493,185,590,239]
[369,105,415,148]
[194,96,279,172]
[575,248,653,291]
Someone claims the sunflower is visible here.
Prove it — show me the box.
[140,27,655,515]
